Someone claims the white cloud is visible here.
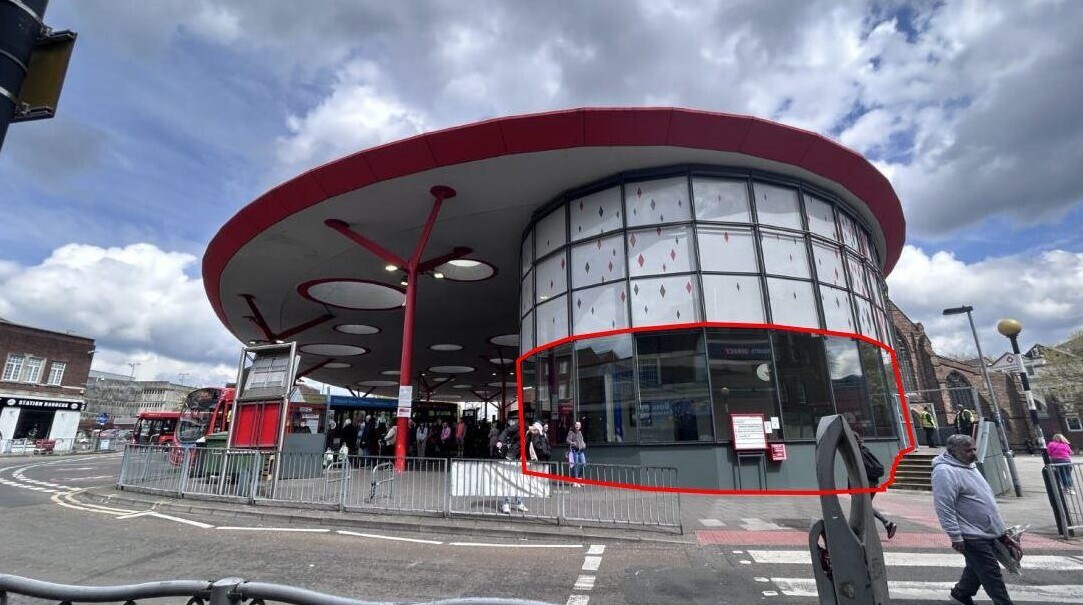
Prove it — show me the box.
[0,244,239,386]
[887,245,1083,357]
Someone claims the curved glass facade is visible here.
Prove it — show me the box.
[518,167,898,450]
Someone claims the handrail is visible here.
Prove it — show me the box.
[0,575,558,605]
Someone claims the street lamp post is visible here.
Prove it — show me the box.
[943,305,1022,497]
[997,319,1047,459]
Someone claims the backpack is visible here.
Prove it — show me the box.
[860,445,885,483]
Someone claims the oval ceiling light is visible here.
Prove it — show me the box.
[380,370,401,376]
[488,334,519,347]
[299,279,405,310]
[358,380,398,387]
[429,344,463,351]
[323,362,351,369]
[452,384,474,390]
[428,365,475,374]
[488,357,514,365]
[487,381,508,387]
[431,376,451,382]
[299,344,368,356]
[436,259,496,282]
[334,324,381,335]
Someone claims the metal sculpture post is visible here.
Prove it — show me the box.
[808,415,890,604]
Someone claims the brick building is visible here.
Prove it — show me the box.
[0,318,95,450]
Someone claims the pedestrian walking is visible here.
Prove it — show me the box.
[932,434,1022,605]
[1048,433,1075,495]
[527,421,551,462]
[920,405,939,447]
[954,406,976,437]
[495,417,527,514]
[855,433,898,539]
[456,418,467,457]
[566,420,587,482]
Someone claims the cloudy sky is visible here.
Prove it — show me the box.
[1,0,1081,385]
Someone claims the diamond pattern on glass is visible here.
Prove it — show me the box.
[570,187,622,242]
[838,211,861,251]
[697,225,757,273]
[624,177,691,227]
[703,275,764,323]
[767,277,818,329]
[572,282,629,335]
[536,206,566,258]
[845,252,870,299]
[627,225,695,277]
[805,195,838,241]
[536,295,569,345]
[812,239,845,287]
[753,182,802,230]
[760,229,810,279]
[819,284,855,332]
[520,311,535,356]
[630,276,699,327]
[535,251,568,302]
[693,177,751,222]
[854,295,875,338]
[520,272,534,317]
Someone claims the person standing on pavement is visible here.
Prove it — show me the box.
[340,418,358,457]
[566,421,587,482]
[954,406,976,437]
[495,417,527,514]
[488,423,500,458]
[854,432,898,539]
[1048,433,1075,495]
[920,405,939,447]
[415,423,429,458]
[455,418,468,457]
[932,434,1021,605]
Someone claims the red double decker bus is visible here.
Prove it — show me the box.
[131,411,180,446]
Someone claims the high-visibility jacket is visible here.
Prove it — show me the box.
[920,411,936,428]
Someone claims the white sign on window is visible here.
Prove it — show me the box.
[731,414,768,451]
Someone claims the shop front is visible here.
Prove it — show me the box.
[1,395,86,452]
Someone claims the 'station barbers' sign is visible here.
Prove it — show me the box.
[3,397,85,411]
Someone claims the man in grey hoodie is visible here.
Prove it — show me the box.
[932,434,1016,605]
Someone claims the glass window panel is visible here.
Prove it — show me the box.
[873,305,889,344]
[535,251,568,302]
[812,240,846,287]
[774,332,835,440]
[536,206,566,258]
[536,295,568,345]
[521,230,534,278]
[838,211,861,251]
[520,312,535,356]
[521,271,534,318]
[870,272,886,308]
[571,234,626,288]
[859,340,897,438]
[693,178,751,223]
[760,229,810,278]
[846,253,870,299]
[627,225,696,277]
[572,282,630,335]
[854,296,875,338]
[635,331,713,442]
[857,227,872,260]
[570,187,622,242]
[767,278,819,329]
[805,195,838,241]
[753,182,802,230]
[703,275,765,323]
[825,337,874,437]
[520,356,536,422]
[624,177,691,227]
[707,329,778,442]
[697,225,758,273]
[630,276,701,327]
[535,344,573,446]
[575,335,637,444]
[820,285,855,333]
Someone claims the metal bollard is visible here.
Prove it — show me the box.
[808,415,890,604]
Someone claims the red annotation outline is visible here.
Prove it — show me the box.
[514,321,917,496]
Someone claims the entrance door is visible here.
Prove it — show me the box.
[14,409,54,440]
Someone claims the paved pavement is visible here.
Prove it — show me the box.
[4,451,1083,603]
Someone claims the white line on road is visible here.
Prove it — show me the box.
[115,511,214,529]
[771,578,1083,602]
[217,527,331,533]
[586,545,605,555]
[50,492,135,515]
[338,530,443,545]
[581,556,602,571]
[565,596,589,605]
[699,518,726,527]
[573,576,595,591]
[748,550,1083,571]
[448,542,583,548]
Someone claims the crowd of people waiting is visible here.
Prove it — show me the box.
[326,415,540,460]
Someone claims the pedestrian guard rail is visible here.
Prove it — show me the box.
[116,445,682,532]
[0,574,558,605]
[0,437,120,456]
[1044,460,1083,538]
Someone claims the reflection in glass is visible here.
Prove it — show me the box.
[693,178,751,222]
[774,332,834,440]
[707,329,778,441]
[825,337,873,437]
[536,344,573,445]
[860,341,897,438]
[576,335,637,444]
[635,331,713,442]
[819,285,855,333]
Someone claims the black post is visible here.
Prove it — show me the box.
[0,0,49,152]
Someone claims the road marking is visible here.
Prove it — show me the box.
[740,517,786,531]
[566,596,589,605]
[338,530,443,545]
[748,550,1083,570]
[586,545,605,555]
[217,527,331,533]
[573,576,595,590]
[56,475,114,481]
[448,542,582,548]
[115,511,214,529]
[699,518,726,527]
[771,578,1083,602]
[50,492,136,515]
[582,556,602,571]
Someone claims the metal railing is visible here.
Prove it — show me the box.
[0,437,116,455]
[0,574,557,605]
[116,446,682,531]
[1044,461,1083,537]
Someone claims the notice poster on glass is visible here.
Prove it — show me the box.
[731,413,767,451]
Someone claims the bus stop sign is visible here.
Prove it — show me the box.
[96,413,108,426]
